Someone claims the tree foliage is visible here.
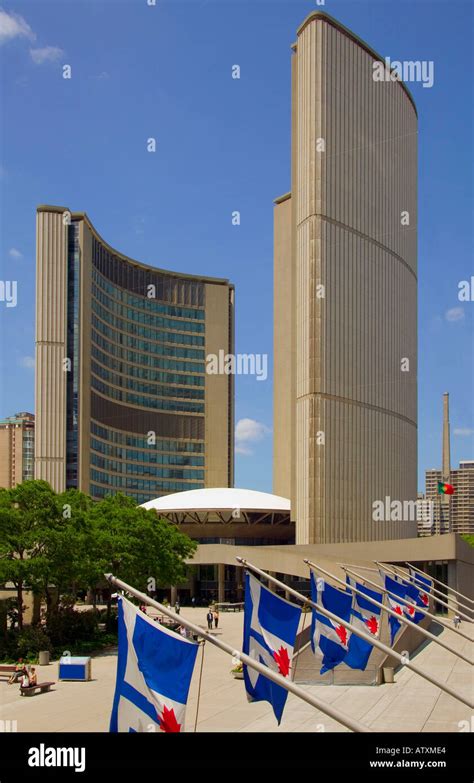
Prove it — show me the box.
[0,481,197,630]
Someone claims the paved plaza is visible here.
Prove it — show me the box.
[1,608,472,733]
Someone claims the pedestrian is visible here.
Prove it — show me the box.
[453,614,461,629]
[175,600,180,615]
[206,608,214,630]
[179,625,188,639]
[191,596,196,608]
[8,659,26,685]
[19,668,31,693]
[214,608,219,629]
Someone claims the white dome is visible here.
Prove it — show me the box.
[140,487,290,514]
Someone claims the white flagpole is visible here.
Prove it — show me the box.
[339,563,472,641]
[406,562,474,605]
[344,564,474,640]
[236,559,473,709]
[104,573,370,733]
[376,562,473,623]
[378,561,474,617]
[305,560,472,665]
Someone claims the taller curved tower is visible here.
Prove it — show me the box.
[35,206,234,503]
[273,13,418,542]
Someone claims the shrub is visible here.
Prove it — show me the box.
[8,626,52,660]
[47,608,99,647]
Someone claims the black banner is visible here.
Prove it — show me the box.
[0,732,472,779]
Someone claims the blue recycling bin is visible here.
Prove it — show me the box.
[58,656,91,681]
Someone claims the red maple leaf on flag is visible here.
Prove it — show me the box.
[394,605,403,615]
[365,616,379,635]
[335,624,349,646]
[406,604,415,616]
[273,646,291,677]
[158,705,181,733]
[421,593,429,606]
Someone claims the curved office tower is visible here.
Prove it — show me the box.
[273,13,417,543]
[35,206,234,503]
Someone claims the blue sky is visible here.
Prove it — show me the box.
[0,0,472,493]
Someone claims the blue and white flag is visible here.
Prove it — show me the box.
[410,570,431,609]
[344,577,383,671]
[384,575,407,646]
[310,573,352,674]
[402,581,426,624]
[243,572,301,724]
[110,596,198,733]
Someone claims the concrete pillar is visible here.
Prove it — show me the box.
[218,564,225,603]
[189,569,197,599]
[236,566,244,601]
[447,561,458,616]
[283,574,291,602]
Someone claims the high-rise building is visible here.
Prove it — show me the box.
[0,412,35,489]
[35,206,234,503]
[273,12,418,543]
[424,462,474,535]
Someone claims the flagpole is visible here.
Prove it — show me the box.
[344,564,474,641]
[375,562,473,623]
[290,602,309,681]
[378,561,474,617]
[406,562,474,605]
[339,563,472,640]
[305,560,472,665]
[104,573,370,733]
[236,559,473,709]
[193,641,205,733]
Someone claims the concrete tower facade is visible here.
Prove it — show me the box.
[274,13,418,543]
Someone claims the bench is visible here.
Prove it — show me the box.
[20,681,55,697]
[0,665,17,680]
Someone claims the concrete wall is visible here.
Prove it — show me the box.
[204,283,234,488]
[274,13,418,544]
[35,208,68,492]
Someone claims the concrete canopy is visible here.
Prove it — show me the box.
[141,487,290,515]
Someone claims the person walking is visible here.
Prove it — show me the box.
[174,600,180,615]
[213,609,219,629]
[206,609,214,630]
[453,614,461,629]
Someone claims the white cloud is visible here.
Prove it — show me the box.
[235,444,252,456]
[97,71,109,80]
[235,418,271,456]
[454,428,474,437]
[9,247,22,259]
[0,9,35,45]
[19,356,35,369]
[30,46,63,64]
[445,307,464,322]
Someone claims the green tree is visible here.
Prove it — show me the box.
[0,483,197,634]
[0,481,58,629]
[87,493,197,626]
